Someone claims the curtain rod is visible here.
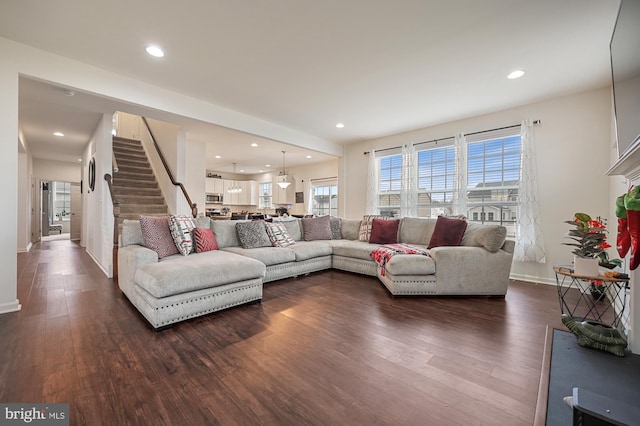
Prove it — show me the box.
[310,176,337,182]
[364,120,541,155]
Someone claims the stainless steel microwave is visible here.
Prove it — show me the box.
[206,193,223,203]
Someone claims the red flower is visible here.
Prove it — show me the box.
[599,241,612,249]
[589,219,606,229]
[592,280,603,286]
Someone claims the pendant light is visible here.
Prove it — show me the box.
[277,150,292,189]
[227,163,242,194]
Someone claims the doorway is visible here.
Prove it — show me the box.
[40,181,81,242]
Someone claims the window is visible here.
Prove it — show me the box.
[378,154,402,217]
[312,183,338,217]
[53,181,71,221]
[374,127,522,237]
[417,145,455,218]
[259,182,272,209]
[466,133,521,237]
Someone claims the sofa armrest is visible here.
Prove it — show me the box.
[118,245,158,298]
[429,246,513,295]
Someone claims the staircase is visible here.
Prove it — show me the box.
[111,136,168,226]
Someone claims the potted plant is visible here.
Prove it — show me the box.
[563,213,617,276]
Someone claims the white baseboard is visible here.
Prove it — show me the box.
[0,300,22,314]
[16,242,32,254]
[510,273,556,286]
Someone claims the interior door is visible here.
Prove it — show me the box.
[70,182,82,240]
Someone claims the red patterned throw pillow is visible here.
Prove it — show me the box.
[139,215,179,259]
[194,227,218,252]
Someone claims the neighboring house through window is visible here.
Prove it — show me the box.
[312,182,338,217]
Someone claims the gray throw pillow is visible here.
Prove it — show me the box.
[302,215,333,241]
[330,217,342,239]
[235,221,272,249]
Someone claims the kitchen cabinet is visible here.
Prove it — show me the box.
[206,178,224,194]
[272,176,296,205]
[222,179,258,205]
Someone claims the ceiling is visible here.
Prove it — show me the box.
[4,0,621,172]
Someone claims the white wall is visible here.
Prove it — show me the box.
[0,63,20,314]
[344,87,613,286]
[33,158,81,182]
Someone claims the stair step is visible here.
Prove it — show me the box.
[114,150,147,161]
[114,145,145,156]
[114,164,153,174]
[113,136,143,146]
[119,204,168,214]
[117,158,150,168]
[113,186,162,199]
[113,181,159,190]
[113,171,156,181]
[115,195,165,205]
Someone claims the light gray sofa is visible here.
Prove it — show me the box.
[118,216,514,329]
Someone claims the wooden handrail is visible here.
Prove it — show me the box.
[104,173,120,279]
[141,117,198,218]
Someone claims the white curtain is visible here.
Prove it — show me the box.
[365,150,379,215]
[401,143,418,217]
[452,133,468,217]
[514,119,546,263]
[304,179,313,215]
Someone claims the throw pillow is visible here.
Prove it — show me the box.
[139,215,179,259]
[194,227,218,252]
[358,215,384,241]
[302,215,333,241]
[428,216,468,249]
[265,222,296,247]
[330,217,342,239]
[168,215,196,256]
[461,222,507,253]
[369,218,400,244]
[236,221,272,249]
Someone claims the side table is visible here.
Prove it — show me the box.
[553,266,629,328]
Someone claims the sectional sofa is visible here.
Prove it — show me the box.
[118,215,515,329]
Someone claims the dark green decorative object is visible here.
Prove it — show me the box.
[562,314,628,357]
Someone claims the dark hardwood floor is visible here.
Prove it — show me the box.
[2,240,566,425]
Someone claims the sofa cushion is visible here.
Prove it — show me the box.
[236,221,272,249]
[461,222,508,252]
[303,215,333,241]
[369,219,400,244]
[194,227,218,252]
[384,249,436,275]
[330,217,342,239]
[341,219,362,240]
[139,215,179,259]
[398,217,436,245]
[428,216,467,249]
[122,219,144,247]
[169,215,196,256]
[134,250,265,298]
[212,220,243,248]
[272,217,303,240]
[332,240,380,261]
[288,241,333,261]
[222,246,296,266]
[265,222,296,247]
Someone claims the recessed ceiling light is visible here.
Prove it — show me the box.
[77,158,82,162]
[251,143,259,147]
[53,132,64,137]
[240,169,245,172]
[265,164,271,167]
[215,155,221,159]
[259,170,264,173]
[507,70,525,79]
[336,123,345,128]
[145,45,165,58]
[306,155,312,159]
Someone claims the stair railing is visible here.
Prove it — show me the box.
[141,117,198,218]
[104,173,120,279]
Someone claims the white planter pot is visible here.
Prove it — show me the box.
[573,256,599,277]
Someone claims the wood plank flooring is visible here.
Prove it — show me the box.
[2,240,566,425]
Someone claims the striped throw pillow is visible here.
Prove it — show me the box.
[265,222,295,247]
